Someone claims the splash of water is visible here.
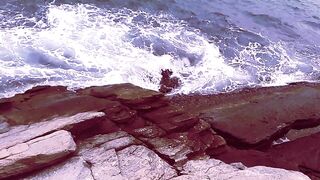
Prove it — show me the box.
[0,4,318,97]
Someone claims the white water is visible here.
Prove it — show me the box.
[0,4,315,97]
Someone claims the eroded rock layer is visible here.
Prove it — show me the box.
[0,82,319,179]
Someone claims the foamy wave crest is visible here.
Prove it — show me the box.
[0,4,250,97]
[0,3,318,97]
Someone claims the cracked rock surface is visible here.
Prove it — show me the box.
[0,83,319,179]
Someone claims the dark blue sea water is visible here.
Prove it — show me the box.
[0,0,319,97]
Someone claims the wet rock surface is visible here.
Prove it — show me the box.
[0,82,319,179]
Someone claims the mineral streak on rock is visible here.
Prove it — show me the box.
[0,82,319,179]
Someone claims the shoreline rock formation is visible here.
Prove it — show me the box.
[0,82,319,179]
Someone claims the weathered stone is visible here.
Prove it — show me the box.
[172,159,310,180]
[0,130,76,179]
[0,112,105,150]
[118,145,177,180]
[24,157,94,180]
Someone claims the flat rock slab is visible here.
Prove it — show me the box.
[172,159,310,180]
[0,130,76,179]
[174,83,320,146]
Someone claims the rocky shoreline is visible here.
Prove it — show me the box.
[0,82,319,179]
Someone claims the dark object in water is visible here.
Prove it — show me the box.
[159,69,181,93]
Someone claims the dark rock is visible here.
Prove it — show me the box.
[159,69,181,93]
[173,82,320,147]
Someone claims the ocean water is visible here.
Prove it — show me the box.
[0,0,319,97]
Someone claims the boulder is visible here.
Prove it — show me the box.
[0,130,76,179]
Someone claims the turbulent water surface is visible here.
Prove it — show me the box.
[0,0,319,97]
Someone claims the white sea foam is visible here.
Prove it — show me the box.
[0,4,317,97]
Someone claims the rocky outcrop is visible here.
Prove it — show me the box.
[0,82,319,179]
